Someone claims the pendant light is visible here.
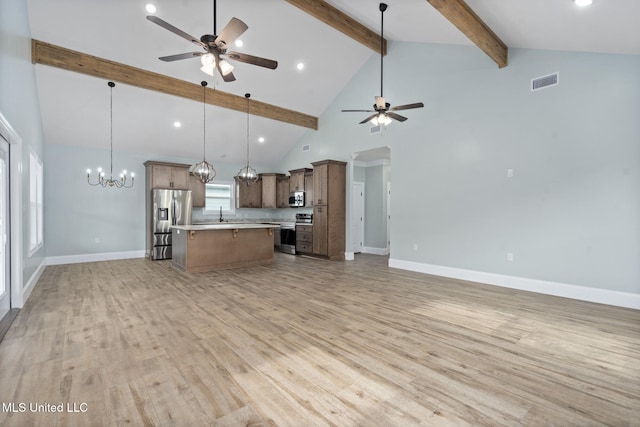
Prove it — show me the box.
[235,93,258,185]
[190,81,216,183]
[87,81,134,188]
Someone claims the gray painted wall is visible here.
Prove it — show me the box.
[278,41,640,294]
[0,0,46,286]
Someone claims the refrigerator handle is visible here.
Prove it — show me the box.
[171,197,176,226]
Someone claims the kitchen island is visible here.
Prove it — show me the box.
[171,223,278,272]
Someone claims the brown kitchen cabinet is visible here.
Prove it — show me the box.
[144,161,189,189]
[296,224,313,254]
[311,160,346,260]
[260,173,284,209]
[188,173,206,207]
[276,175,290,208]
[235,177,262,208]
[304,170,314,207]
[289,168,311,193]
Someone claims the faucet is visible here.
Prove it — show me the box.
[219,206,224,222]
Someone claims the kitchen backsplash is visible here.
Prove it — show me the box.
[193,207,312,224]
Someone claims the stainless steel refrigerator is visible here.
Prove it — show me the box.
[151,189,192,260]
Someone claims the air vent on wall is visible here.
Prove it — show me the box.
[531,72,559,92]
[302,144,310,152]
[370,125,381,135]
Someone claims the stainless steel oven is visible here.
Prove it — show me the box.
[280,222,296,254]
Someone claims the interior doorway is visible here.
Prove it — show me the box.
[351,146,390,257]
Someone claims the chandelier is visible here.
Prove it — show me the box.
[235,93,258,185]
[87,81,134,188]
[190,81,216,183]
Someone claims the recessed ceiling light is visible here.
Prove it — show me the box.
[235,39,244,48]
[574,0,593,6]
[173,121,181,128]
[296,62,305,71]
[145,3,157,14]
[258,137,265,143]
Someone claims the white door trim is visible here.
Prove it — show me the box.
[0,113,24,308]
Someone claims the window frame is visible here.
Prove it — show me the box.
[28,150,43,256]
[204,180,236,215]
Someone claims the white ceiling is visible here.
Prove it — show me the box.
[26,0,640,168]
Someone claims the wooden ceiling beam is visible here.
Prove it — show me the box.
[426,0,508,68]
[31,39,318,130]
[285,0,386,56]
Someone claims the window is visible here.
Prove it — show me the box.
[29,150,43,255]
[205,181,235,214]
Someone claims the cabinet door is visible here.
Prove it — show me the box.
[236,179,262,208]
[151,165,174,188]
[189,174,206,207]
[304,173,314,207]
[171,167,189,189]
[261,175,277,208]
[312,205,328,256]
[313,163,328,205]
[289,172,304,192]
[276,177,290,208]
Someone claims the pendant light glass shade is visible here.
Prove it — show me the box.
[190,81,216,183]
[236,93,258,185]
[87,81,134,188]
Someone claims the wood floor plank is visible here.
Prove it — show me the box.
[0,253,638,426]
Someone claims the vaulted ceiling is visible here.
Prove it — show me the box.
[26,0,640,168]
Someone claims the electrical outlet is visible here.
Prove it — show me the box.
[413,243,418,251]
[507,168,514,178]
[506,252,514,262]
[95,237,100,244]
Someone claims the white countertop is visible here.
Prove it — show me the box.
[172,223,279,231]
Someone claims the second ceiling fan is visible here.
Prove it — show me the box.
[342,3,423,125]
[146,0,278,82]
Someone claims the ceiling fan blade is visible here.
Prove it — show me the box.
[375,96,386,110]
[390,102,425,111]
[215,18,248,50]
[341,109,375,113]
[386,112,408,122]
[146,16,205,48]
[159,52,204,62]
[216,61,236,82]
[226,52,278,70]
[359,114,379,124]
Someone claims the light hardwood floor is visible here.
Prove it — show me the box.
[0,253,638,426]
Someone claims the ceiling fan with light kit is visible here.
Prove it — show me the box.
[342,3,423,126]
[146,0,278,82]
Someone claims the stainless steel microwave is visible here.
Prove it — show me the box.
[289,191,304,207]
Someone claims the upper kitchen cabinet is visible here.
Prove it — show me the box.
[260,173,284,209]
[289,168,311,193]
[188,173,206,207]
[304,170,314,207]
[235,177,262,208]
[276,175,290,208]
[311,160,346,260]
[144,161,189,190]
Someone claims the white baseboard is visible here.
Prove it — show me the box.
[345,252,355,261]
[363,246,390,256]
[19,259,47,308]
[47,250,146,266]
[388,258,640,310]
